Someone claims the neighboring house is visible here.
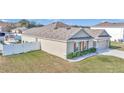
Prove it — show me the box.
[11,27,28,40]
[11,27,28,34]
[0,31,18,44]
[0,22,15,32]
[22,22,110,59]
[91,22,124,42]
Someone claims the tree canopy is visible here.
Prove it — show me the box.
[18,19,30,27]
[18,19,44,28]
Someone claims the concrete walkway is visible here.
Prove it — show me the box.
[67,53,97,62]
[67,49,124,62]
[98,49,124,59]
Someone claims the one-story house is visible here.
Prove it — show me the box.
[22,22,111,59]
[91,22,124,42]
[0,31,20,45]
[0,22,17,42]
[11,27,28,34]
[10,27,28,40]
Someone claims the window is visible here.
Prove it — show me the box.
[74,42,76,52]
[84,41,89,50]
[86,41,89,49]
[73,42,78,52]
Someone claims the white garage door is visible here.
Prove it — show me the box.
[97,40,109,50]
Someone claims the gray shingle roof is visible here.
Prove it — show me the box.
[23,22,87,41]
[23,22,110,41]
[92,22,124,28]
[84,28,110,38]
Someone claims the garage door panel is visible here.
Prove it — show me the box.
[97,40,108,50]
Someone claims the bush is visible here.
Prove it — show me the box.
[90,48,96,52]
[73,52,77,57]
[67,48,96,59]
[67,53,73,59]
[76,52,81,57]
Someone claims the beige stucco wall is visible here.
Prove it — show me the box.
[67,42,74,54]
[22,35,36,42]
[39,39,67,59]
[22,35,67,59]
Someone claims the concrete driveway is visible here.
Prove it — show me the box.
[98,49,124,59]
[67,49,124,62]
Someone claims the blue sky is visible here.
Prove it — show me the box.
[1,19,124,26]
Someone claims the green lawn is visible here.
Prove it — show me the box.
[110,41,124,51]
[0,50,124,73]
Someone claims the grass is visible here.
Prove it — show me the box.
[74,56,124,72]
[110,41,124,51]
[0,50,124,73]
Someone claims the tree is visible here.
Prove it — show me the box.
[29,21,36,28]
[18,19,30,28]
[18,19,44,28]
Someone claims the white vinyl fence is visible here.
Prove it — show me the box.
[2,42,41,56]
[0,43,3,53]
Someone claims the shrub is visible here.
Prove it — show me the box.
[90,48,96,53]
[67,53,73,59]
[80,51,85,56]
[67,48,96,59]
[76,52,81,57]
[73,52,77,57]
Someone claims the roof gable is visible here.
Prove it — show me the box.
[84,28,110,38]
[46,22,69,29]
[69,29,92,40]
[99,30,111,37]
[92,22,124,28]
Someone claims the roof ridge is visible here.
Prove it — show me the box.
[47,21,69,28]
